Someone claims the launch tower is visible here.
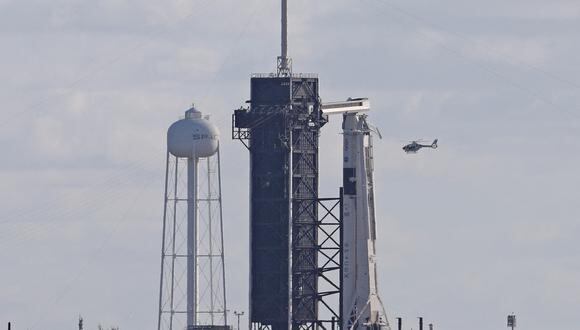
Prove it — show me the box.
[232,1,341,329]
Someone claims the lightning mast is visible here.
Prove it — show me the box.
[277,0,291,76]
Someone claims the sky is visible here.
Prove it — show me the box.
[1,0,579,329]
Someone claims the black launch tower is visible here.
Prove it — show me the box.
[233,72,325,329]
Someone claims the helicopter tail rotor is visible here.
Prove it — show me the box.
[431,139,438,149]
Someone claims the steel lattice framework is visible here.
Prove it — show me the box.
[292,194,343,330]
[290,78,322,328]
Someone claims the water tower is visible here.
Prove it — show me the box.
[157,105,230,330]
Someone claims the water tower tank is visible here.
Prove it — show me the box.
[167,106,219,158]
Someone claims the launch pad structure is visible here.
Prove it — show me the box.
[232,1,390,329]
[232,44,340,330]
[232,1,342,329]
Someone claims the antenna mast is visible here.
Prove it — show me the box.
[277,0,292,76]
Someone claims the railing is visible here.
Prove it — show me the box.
[251,72,318,79]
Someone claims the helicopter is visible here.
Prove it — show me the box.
[403,139,438,153]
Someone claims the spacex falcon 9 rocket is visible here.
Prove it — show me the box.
[322,99,390,330]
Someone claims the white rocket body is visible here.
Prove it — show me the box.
[341,112,388,330]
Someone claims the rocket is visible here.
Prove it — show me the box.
[321,98,389,330]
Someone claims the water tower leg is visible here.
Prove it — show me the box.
[187,157,199,328]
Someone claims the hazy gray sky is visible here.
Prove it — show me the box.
[1,1,579,329]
